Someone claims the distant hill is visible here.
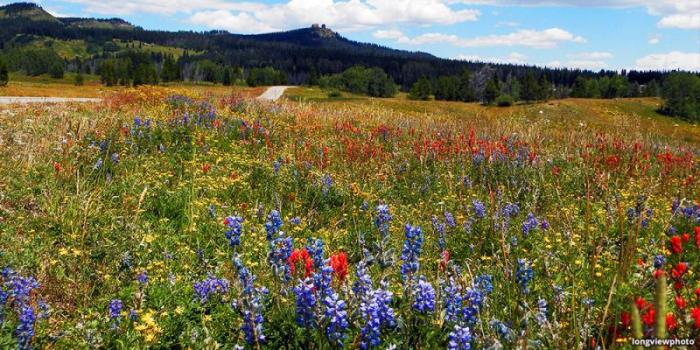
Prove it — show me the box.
[0,2,668,88]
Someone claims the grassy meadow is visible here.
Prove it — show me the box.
[0,84,699,349]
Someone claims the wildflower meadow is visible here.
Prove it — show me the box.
[0,87,699,349]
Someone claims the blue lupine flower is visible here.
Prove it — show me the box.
[137,271,148,285]
[490,319,513,341]
[321,174,333,195]
[375,205,392,238]
[294,278,317,328]
[5,272,39,305]
[413,277,436,313]
[444,277,462,323]
[359,282,395,350]
[353,261,373,299]
[273,160,281,174]
[16,305,35,350]
[268,233,293,281]
[540,219,550,230]
[232,255,267,345]
[432,215,447,251]
[109,299,123,320]
[361,201,369,211]
[444,211,456,228]
[37,299,49,319]
[314,264,334,297]
[94,158,103,170]
[475,275,493,294]
[472,200,486,219]
[535,298,548,326]
[653,255,666,269]
[522,213,538,237]
[324,291,349,347]
[583,298,594,308]
[289,216,301,225]
[447,324,472,350]
[463,218,473,235]
[111,153,119,164]
[265,210,283,240]
[194,276,230,304]
[462,287,484,325]
[400,224,423,280]
[462,176,472,188]
[108,299,123,328]
[306,238,324,269]
[134,116,142,127]
[516,259,534,294]
[224,215,244,248]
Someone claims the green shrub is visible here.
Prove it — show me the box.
[327,89,341,98]
[496,94,513,107]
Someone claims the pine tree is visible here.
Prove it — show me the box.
[571,76,588,98]
[308,65,319,86]
[74,72,84,86]
[49,62,64,79]
[0,59,8,86]
[537,74,551,101]
[408,76,432,100]
[520,71,539,102]
[223,68,232,86]
[483,76,500,105]
[457,69,475,102]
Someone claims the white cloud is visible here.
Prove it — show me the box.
[190,10,277,33]
[62,0,480,32]
[570,51,612,60]
[373,29,409,41]
[657,13,700,29]
[496,21,520,27]
[634,51,700,71]
[455,52,526,64]
[392,28,584,48]
[453,0,700,29]
[648,34,661,44]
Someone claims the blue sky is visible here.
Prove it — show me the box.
[12,0,700,71]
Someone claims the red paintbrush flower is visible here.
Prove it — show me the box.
[329,251,348,283]
[666,313,677,332]
[53,161,61,173]
[288,248,313,278]
[692,307,700,329]
[695,287,700,299]
[439,250,449,272]
[670,235,682,254]
[635,296,647,310]
[674,295,686,309]
[202,163,211,174]
[620,311,631,328]
[641,307,656,327]
[694,226,700,249]
[673,281,683,291]
[681,233,690,243]
[671,262,687,279]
